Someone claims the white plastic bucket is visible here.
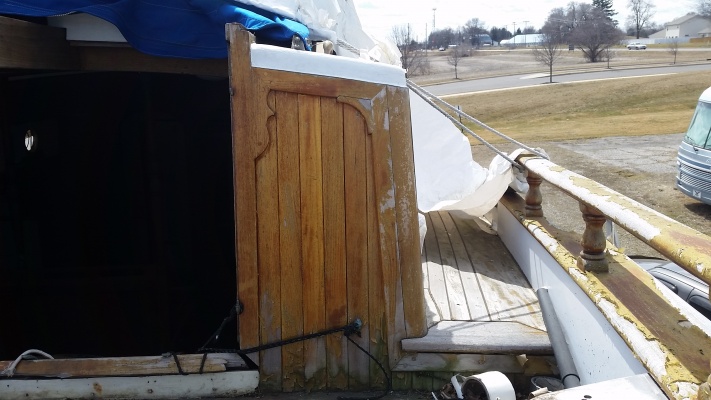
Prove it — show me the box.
[450,371,515,400]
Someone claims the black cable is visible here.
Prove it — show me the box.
[337,334,391,400]
[172,353,188,376]
[196,317,390,399]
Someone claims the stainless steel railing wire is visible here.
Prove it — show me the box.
[406,79,549,172]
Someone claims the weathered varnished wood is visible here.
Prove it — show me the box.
[228,24,261,368]
[525,170,543,218]
[0,354,244,378]
[276,91,305,392]
[401,321,551,355]
[388,85,427,344]
[299,94,328,389]
[420,209,547,335]
[228,24,425,390]
[321,98,348,388]
[366,125,387,389]
[424,213,451,321]
[578,203,609,272]
[392,353,556,375]
[344,105,371,389]
[438,211,488,321]
[256,93,282,389]
[449,211,545,331]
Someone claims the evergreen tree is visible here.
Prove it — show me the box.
[593,0,618,25]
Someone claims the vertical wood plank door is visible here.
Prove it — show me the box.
[227,24,426,392]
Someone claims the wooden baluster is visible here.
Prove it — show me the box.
[578,203,609,272]
[525,170,543,217]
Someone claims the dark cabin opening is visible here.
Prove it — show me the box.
[0,71,237,358]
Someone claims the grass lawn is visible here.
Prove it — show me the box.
[442,70,711,144]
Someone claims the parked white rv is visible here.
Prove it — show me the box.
[677,86,711,205]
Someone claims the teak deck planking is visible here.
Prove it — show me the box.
[422,210,546,330]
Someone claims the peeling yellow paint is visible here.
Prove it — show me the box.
[500,193,711,400]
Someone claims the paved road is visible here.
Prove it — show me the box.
[425,63,711,97]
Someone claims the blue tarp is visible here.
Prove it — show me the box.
[0,0,310,58]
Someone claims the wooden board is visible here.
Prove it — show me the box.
[0,354,245,378]
[276,90,305,391]
[424,213,451,321]
[401,321,552,355]
[228,25,426,390]
[257,91,282,389]
[448,211,546,330]
[438,211,489,321]
[392,353,556,375]
[0,16,79,70]
[0,370,258,400]
[299,93,327,389]
[321,97,348,388]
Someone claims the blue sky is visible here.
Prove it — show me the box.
[353,0,696,41]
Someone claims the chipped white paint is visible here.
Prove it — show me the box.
[251,44,406,87]
[522,156,711,288]
[569,266,589,282]
[496,206,646,383]
[523,158,665,241]
[675,381,700,399]
[597,298,667,379]
[528,223,559,253]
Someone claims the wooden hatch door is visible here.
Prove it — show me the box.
[226,24,426,391]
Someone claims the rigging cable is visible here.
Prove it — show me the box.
[406,79,550,171]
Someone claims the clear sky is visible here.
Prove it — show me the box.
[353,0,697,41]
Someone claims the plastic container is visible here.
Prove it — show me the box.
[451,371,515,400]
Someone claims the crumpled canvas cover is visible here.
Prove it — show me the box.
[410,90,518,216]
[410,90,527,247]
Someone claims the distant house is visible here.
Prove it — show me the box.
[648,29,666,39]
[504,34,544,46]
[665,13,711,38]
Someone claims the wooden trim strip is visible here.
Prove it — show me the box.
[0,353,246,378]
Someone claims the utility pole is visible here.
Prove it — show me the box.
[425,23,428,54]
[523,20,528,47]
[512,22,516,46]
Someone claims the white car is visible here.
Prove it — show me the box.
[627,42,647,50]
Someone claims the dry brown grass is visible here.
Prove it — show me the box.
[446,70,711,144]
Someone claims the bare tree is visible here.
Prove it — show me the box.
[603,46,616,68]
[390,24,429,76]
[699,0,711,18]
[567,4,625,62]
[532,31,563,83]
[627,0,655,39]
[668,38,680,64]
[447,46,464,79]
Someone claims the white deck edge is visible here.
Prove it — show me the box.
[251,44,406,87]
[0,370,259,400]
[535,374,666,399]
[495,204,648,384]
